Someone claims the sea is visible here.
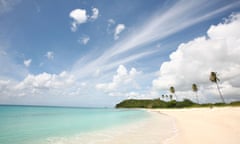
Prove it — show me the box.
[0,105,150,144]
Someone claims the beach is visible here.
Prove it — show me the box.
[159,107,240,144]
[1,106,239,144]
[97,107,240,144]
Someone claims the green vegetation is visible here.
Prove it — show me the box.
[115,99,240,108]
[116,71,240,109]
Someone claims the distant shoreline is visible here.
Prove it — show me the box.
[116,99,240,108]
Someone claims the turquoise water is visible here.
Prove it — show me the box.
[0,105,149,144]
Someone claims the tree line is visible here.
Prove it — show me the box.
[164,72,225,104]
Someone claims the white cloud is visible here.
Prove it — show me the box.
[107,19,116,34]
[69,7,99,32]
[0,0,21,14]
[78,36,90,45]
[90,7,99,20]
[69,9,88,32]
[0,71,77,98]
[96,65,141,95]
[0,70,99,106]
[125,91,141,99]
[45,51,54,60]
[15,71,75,91]
[23,59,32,67]
[114,24,125,40]
[108,19,115,25]
[107,0,240,57]
[72,0,239,81]
[152,13,240,103]
[0,44,28,79]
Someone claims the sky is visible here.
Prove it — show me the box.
[0,0,240,107]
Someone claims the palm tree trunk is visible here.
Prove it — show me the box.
[196,92,199,104]
[216,82,225,103]
[175,94,177,101]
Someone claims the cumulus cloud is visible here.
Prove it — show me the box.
[72,0,239,81]
[23,59,32,67]
[78,35,90,45]
[0,71,76,98]
[152,13,240,103]
[69,7,99,32]
[96,65,141,95]
[90,7,99,20]
[114,24,125,40]
[15,71,75,90]
[69,9,88,32]
[45,51,54,60]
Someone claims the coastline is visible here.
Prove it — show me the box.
[150,107,240,144]
[69,107,240,144]
[10,107,239,144]
[44,110,176,144]
[104,110,177,144]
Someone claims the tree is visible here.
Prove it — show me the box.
[192,83,199,104]
[209,72,225,103]
[161,95,165,101]
[169,86,177,101]
[166,95,169,101]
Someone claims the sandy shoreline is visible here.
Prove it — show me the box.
[151,107,240,144]
[47,107,240,144]
[96,107,240,144]
[46,110,176,144]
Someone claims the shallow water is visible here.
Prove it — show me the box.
[0,105,149,144]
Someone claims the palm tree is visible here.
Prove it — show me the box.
[192,83,199,104]
[169,95,173,101]
[209,72,225,103]
[169,86,177,101]
[161,95,165,101]
[166,95,169,101]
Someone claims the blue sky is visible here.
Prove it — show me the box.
[0,0,240,107]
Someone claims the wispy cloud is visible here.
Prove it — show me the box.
[3,1,238,105]
[106,0,240,58]
[0,43,28,79]
[0,0,21,14]
[45,51,54,60]
[108,19,115,25]
[72,0,239,81]
[78,35,90,45]
[107,19,116,33]
[23,59,32,67]
[114,24,125,40]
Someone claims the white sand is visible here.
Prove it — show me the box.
[156,107,240,144]
[102,111,177,144]
[105,107,240,144]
